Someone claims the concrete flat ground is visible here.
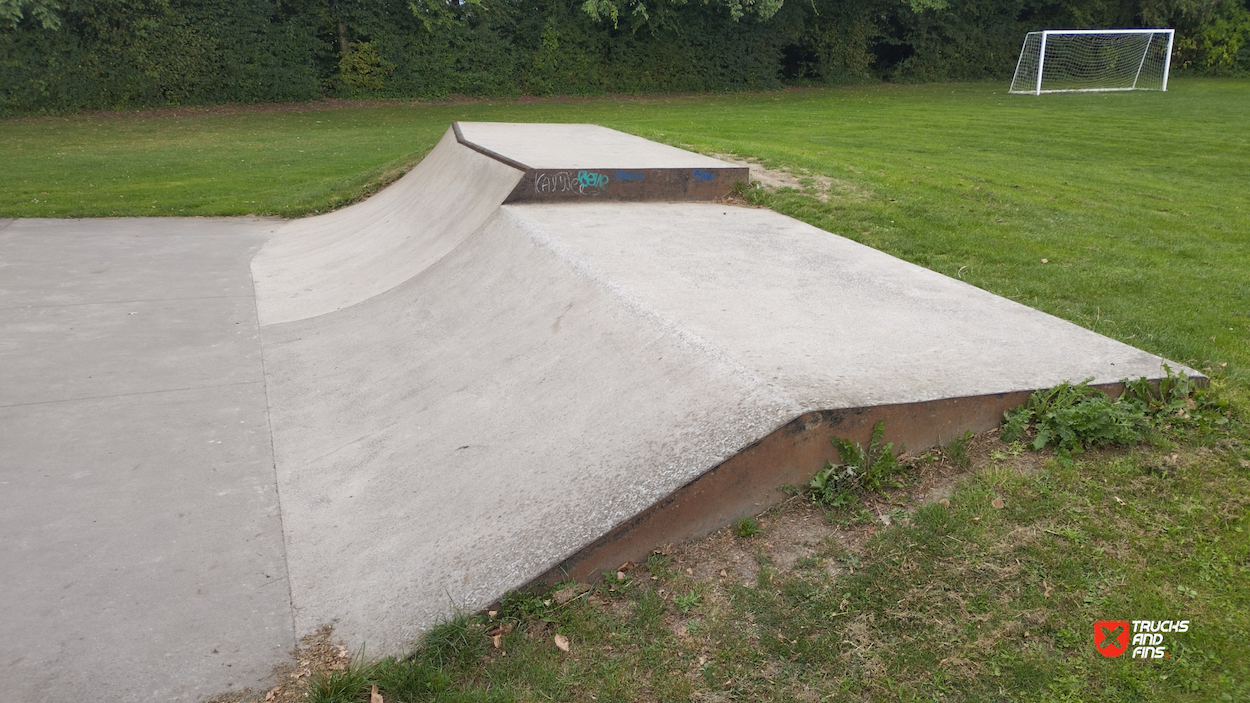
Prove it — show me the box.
[0,125,1197,701]
[0,217,292,702]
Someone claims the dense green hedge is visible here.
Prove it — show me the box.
[2,0,1247,116]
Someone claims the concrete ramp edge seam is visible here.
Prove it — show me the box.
[452,121,530,171]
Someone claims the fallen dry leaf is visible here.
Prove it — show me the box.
[370,683,384,703]
[1043,580,1053,599]
[492,634,502,649]
[488,610,497,619]
[719,569,728,577]
[1114,496,1125,505]
[265,687,280,702]
[554,634,570,652]
[939,499,950,508]
[991,497,1005,509]
[618,561,633,572]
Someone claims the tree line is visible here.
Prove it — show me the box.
[1,0,1246,116]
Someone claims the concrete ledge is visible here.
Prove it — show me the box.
[453,122,748,203]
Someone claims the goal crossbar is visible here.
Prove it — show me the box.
[1010,28,1175,95]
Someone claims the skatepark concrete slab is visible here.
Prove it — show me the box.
[0,386,288,703]
[0,217,292,702]
[0,217,276,308]
[512,202,1171,406]
[0,296,264,405]
[3,123,1199,700]
[259,199,1190,652]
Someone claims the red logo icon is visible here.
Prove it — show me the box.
[1095,620,1129,658]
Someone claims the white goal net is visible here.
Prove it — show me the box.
[1010,29,1175,94]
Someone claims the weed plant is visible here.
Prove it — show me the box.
[806,420,904,507]
[1003,367,1229,465]
[945,430,974,470]
[732,517,763,537]
[673,591,703,614]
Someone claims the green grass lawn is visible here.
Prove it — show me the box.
[5,79,1248,702]
[3,79,1246,383]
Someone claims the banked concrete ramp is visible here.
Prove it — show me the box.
[253,123,1194,653]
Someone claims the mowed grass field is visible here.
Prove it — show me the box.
[3,79,1246,382]
[3,80,1248,702]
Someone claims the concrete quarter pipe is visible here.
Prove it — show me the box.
[0,122,1195,700]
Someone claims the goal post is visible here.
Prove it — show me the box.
[1010,29,1175,95]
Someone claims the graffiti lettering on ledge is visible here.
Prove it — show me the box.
[534,171,609,196]
[692,168,716,181]
[614,171,645,182]
[578,170,609,190]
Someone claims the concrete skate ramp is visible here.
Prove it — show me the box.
[252,123,747,325]
[254,123,1194,653]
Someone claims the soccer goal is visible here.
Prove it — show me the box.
[1010,29,1175,95]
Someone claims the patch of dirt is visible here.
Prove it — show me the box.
[659,427,1053,594]
[205,625,351,703]
[709,153,868,203]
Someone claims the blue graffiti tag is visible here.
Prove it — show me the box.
[614,171,645,182]
[692,168,716,181]
[577,170,609,191]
